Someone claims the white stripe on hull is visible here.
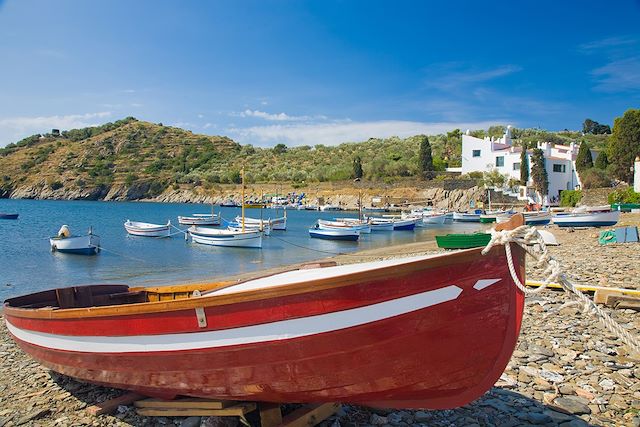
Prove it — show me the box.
[6,285,464,354]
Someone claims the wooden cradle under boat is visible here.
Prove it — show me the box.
[4,217,526,410]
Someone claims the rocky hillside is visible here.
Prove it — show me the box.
[0,118,436,201]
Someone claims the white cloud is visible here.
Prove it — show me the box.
[591,57,640,93]
[579,36,637,53]
[197,114,204,119]
[233,109,324,122]
[203,123,215,129]
[0,112,112,147]
[424,64,522,91]
[227,119,503,147]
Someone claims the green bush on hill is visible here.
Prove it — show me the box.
[608,187,640,204]
[560,190,582,207]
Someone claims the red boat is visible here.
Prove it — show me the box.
[3,217,525,410]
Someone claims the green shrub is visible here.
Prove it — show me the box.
[560,190,582,207]
[608,187,640,204]
[124,173,138,186]
[579,168,611,189]
[49,181,63,190]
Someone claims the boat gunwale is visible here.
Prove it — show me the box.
[4,246,495,320]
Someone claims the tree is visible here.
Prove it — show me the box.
[575,141,593,172]
[530,148,548,198]
[609,109,640,183]
[352,155,363,179]
[594,151,609,169]
[443,129,462,164]
[273,143,287,155]
[417,135,434,180]
[519,142,529,185]
[583,118,612,135]
[582,119,596,134]
[487,125,506,138]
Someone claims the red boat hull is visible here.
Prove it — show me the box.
[5,246,524,409]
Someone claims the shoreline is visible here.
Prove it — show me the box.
[1,222,638,426]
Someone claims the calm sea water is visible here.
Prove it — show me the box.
[0,199,484,301]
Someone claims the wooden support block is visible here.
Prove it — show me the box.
[136,402,256,417]
[87,392,145,416]
[259,402,283,427]
[134,397,233,409]
[594,289,624,305]
[281,403,341,427]
[605,295,640,311]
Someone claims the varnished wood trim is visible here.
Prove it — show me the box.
[3,247,504,320]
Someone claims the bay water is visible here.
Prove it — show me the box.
[0,199,483,301]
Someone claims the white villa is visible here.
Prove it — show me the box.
[461,126,582,205]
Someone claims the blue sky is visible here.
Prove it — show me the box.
[1,0,639,147]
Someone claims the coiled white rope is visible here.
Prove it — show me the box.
[483,225,640,355]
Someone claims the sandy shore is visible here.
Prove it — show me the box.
[1,217,639,426]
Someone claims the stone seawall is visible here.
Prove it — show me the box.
[4,182,516,212]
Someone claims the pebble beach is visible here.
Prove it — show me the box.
[1,217,639,427]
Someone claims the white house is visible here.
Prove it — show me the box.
[461,126,581,205]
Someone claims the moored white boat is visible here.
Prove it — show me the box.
[178,213,221,226]
[319,218,371,234]
[552,209,620,227]
[124,220,172,237]
[320,204,341,211]
[523,211,552,226]
[422,212,447,225]
[453,212,482,222]
[391,217,418,230]
[235,215,286,231]
[309,224,360,240]
[189,226,263,248]
[50,226,100,255]
[227,220,271,236]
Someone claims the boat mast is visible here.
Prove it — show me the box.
[241,167,245,232]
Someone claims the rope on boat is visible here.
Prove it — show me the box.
[483,225,640,355]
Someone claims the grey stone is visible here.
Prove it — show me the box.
[180,416,201,427]
[558,420,589,427]
[369,414,387,425]
[516,412,552,424]
[553,397,591,415]
[413,411,431,423]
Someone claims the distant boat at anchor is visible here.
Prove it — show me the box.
[178,213,221,226]
[0,212,19,220]
[50,225,100,255]
[124,220,172,237]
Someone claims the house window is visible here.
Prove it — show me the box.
[495,156,504,167]
[513,162,520,171]
[472,150,481,157]
[553,164,566,173]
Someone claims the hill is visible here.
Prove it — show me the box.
[0,118,610,202]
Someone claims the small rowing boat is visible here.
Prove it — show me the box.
[178,213,221,226]
[453,212,482,222]
[189,226,263,248]
[553,207,620,227]
[309,224,360,240]
[50,226,100,255]
[0,212,19,220]
[124,220,172,237]
[4,215,525,409]
[435,232,491,249]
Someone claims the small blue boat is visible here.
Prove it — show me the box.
[0,212,19,220]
